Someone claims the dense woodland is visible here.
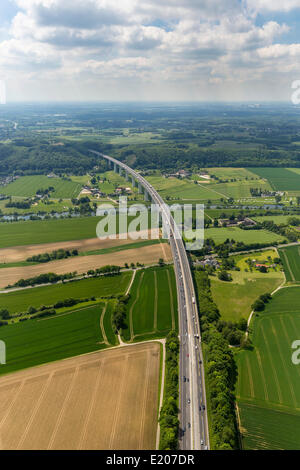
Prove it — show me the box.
[1,103,300,175]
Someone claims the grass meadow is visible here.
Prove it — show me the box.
[203,227,285,244]
[210,271,283,322]
[1,175,82,199]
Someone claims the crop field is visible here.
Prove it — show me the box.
[236,287,300,449]
[1,175,82,199]
[0,243,171,288]
[122,265,177,342]
[238,402,300,450]
[209,181,271,199]
[203,227,285,244]
[249,168,300,191]
[0,342,160,450]
[279,245,300,282]
[254,215,293,225]
[146,174,222,201]
[206,168,260,180]
[0,215,157,249]
[0,217,103,248]
[0,236,164,264]
[0,273,132,314]
[210,271,283,322]
[0,304,107,375]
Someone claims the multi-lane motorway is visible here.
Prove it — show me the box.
[90,150,209,450]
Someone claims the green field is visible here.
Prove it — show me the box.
[208,180,271,199]
[122,265,177,342]
[1,175,82,199]
[279,245,300,282]
[249,168,300,192]
[238,402,300,450]
[211,271,283,322]
[254,215,294,225]
[0,273,132,314]
[236,287,300,449]
[146,174,223,201]
[206,168,260,180]
[202,227,285,244]
[0,304,106,376]
[0,214,156,248]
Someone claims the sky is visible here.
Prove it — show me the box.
[0,0,300,102]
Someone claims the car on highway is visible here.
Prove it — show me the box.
[187,399,191,404]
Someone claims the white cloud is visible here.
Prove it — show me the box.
[246,0,300,13]
[0,0,297,100]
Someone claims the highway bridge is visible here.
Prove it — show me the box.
[90,150,210,450]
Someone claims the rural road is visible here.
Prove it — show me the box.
[90,150,210,451]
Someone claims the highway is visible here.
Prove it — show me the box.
[90,150,210,450]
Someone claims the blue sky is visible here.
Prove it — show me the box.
[0,0,300,102]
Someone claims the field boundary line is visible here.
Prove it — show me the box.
[166,268,176,330]
[282,250,295,282]
[261,324,283,404]
[246,279,286,338]
[17,371,55,449]
[0,380,25,431]
[255,349,269,402]
[245,356,254,398]
[108,355,128,449]
[197,183,229,199]
[129,272,144,342]
[270,319,297,408]
[37,302,103,321]
[78,360,104,450]
[153,271,158,331]
[47,366,80,450]
[156,340,166,450]
[100,304,109,345]
[139,350,151,449]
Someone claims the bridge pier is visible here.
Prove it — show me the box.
[114,162,117,173]
[125,171,129,182]
[144,190,150,202]
[138,182,143,194]
[131,176,136,187]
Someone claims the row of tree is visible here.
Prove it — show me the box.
[194,270,239,449]
[27,248,79,263]
[159,330,180,450]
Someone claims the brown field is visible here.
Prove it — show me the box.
[0,342,161,450]
[0,230,160,264]
[0,243,172,288]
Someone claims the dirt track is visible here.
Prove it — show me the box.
[0,343,160,450]
[0,243,172,288]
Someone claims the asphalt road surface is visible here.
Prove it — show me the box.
[90,150,210,450]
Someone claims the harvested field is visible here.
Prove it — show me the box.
[0,230,161,264]
[0,243,172,288]
[0,342,161,450]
